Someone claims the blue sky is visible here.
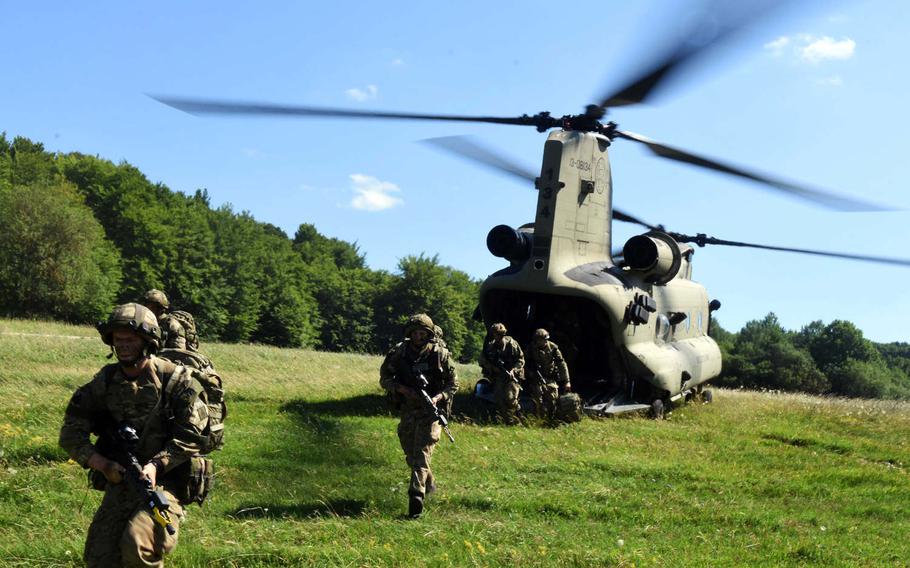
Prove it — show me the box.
[2,1,908,342]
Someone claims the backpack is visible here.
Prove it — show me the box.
[156,349,226,453]
[555,393,584,423]
[156,353,224,505]
[165,310,199,351]
[91,356,226,504]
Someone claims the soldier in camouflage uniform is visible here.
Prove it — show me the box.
[59,303,210,567]
[479,323,524,425]
[524,328,571,419]
[433,324,447,349]
[380,314,458,518]
[142,289,197,352]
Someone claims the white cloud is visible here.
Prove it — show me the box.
[763,36,790,56]
[817,75,844,87]
[349,174,403,211]
[764,34,856,64]
[241,147,263,158]
[345,84,378,102]
[391,58,405,66]
[800,36,855,63]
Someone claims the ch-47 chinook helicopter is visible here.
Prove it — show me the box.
[153,1,910,418]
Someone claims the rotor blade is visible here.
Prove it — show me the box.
[596,0,791,108]
[611,209,661,231]
[615,130,893,212]
[422,136,536,184]
[422,135,657,228]
[673,233,910,267]
[151,95,551,128]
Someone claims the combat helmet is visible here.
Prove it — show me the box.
[533,328,550,340]
[404,313,435,338]
[143,289,170,311]
[490,322,507,336]
[96,303,162,352]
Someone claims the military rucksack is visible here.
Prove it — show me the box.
[157,349,226,453]
[92,356,226,504]
[555,393,584,423]
[164,310,199,351]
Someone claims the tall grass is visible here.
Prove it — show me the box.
[1,319,908,566]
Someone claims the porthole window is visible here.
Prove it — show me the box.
[656,314,671,342]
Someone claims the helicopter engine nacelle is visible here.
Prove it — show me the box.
[487,225,532,262]
[622,231,682,284]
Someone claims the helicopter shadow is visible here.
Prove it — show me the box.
[281,393,389,419]
[228,499,366,520]
[276,390,511,427]
[225,396,398,520]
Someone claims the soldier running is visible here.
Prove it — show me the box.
[59,303,210,567]
[380,314,458,518]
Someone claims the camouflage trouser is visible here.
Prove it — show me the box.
[84,482,184,568]
[494,376,521,425]
[397,412,441,497]
[526,381,560,418]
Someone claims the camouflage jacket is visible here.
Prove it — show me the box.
[479,336,525,380]
[59,357,209,475]
[525,340,570,386]
[380,340,458,413]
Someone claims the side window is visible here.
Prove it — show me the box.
[656,314,671,343]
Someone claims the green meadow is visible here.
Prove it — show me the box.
[1,319,908,567]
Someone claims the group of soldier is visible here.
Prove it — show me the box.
[58,294,574,565]
[379,313,573,520]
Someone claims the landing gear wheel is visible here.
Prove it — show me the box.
[702,389,713,404]
[650,398,665,420]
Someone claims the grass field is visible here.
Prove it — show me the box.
[1,318,908,567]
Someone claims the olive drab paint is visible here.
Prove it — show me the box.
[480,130,721,412]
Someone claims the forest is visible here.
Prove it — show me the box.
[1,133,908,398]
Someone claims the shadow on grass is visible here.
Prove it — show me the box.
[278,391,507,426]
[761,433,851,455]
[0,444,69,466]
[229,499,366,519]
[280,394,388,418]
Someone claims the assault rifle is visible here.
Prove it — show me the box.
[415,373,455,444]
[109,424,177,535]
[492,358,523,392]
[494,358,518,382]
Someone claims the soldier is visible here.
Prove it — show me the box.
[60,303,210,567]
[433,324,448,349]
[479,322,524,425]
[524,328,571,419]
[141,289,199,352]
[380,314,458,519]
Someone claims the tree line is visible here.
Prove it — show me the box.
[711,314,910,399]
[0,134,485,360]
[2,133,908,398]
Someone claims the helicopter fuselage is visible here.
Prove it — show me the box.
[479,130,721,408]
